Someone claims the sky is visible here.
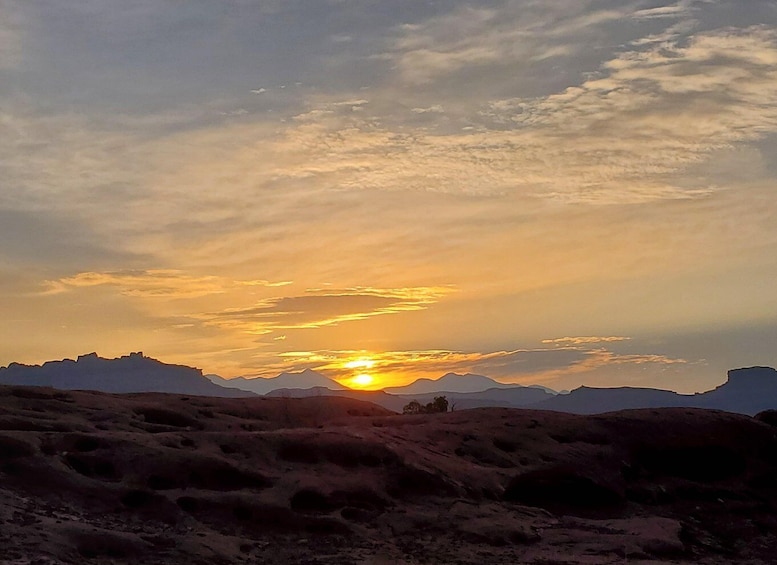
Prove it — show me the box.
[2,0,777,392]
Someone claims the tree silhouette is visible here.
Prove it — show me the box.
[431,396,449,413]
[402,400,423,414]
[402,396,448,414]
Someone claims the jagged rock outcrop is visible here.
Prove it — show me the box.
[0,353,253,397]
[696,366,777,415]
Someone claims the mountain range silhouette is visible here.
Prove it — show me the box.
[1,353,775,415]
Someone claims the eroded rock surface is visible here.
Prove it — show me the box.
[1,386,776,564]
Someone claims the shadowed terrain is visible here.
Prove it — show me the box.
[1,385,777,564]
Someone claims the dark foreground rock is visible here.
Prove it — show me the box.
[1,385,777,564]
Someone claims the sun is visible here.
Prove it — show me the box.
[351,373,374,388]
[341,357,380,389]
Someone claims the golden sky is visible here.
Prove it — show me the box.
[2,1,777,392]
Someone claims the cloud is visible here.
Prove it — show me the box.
[196,286,454,334]
[386,2,631,84]
[44,270,291,298]
[3,0,776,388]
[275,348,586,382]
[411,105,444,114]
[542,336,631,346]
[268,24,777,204]
[632,5,688,20]
[9,9,777,257]
[329,99,369,107]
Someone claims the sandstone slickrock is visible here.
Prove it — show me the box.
[1,386,776,564]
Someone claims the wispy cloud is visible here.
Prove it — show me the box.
[411,105,444,114]
[196,286,454,334]
[387,2,629,84]
[543,336,631,346]
[44,270,291,298]
[632,4,689,20]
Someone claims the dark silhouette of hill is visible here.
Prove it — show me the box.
[532,386,690,414]
[1,386,777,563]
[532,366,777,416]
[207,369,347,395]
[265,386,408,412]
[251,367,777,416]
[0,353,253,397]
[262,384,555,412]
[2,353,775,416]
[389,386,556,411]
[694,366,777,414]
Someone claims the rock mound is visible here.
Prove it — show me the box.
[1,389,777,564]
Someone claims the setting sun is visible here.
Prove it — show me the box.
[351,373,374,388]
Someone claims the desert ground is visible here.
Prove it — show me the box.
[1,385,777,564]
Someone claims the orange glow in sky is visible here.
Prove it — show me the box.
[350,373,375,388]
[3,1,777,395]
[343,359,376,370]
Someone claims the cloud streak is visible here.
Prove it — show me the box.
[43,270,292,298]
[542,336,631,346]
[196,286,454,334]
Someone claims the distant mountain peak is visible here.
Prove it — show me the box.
[439,372,487,380]
[206,367,348,395]
[279,367,327,377]
[385,372,515,395]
